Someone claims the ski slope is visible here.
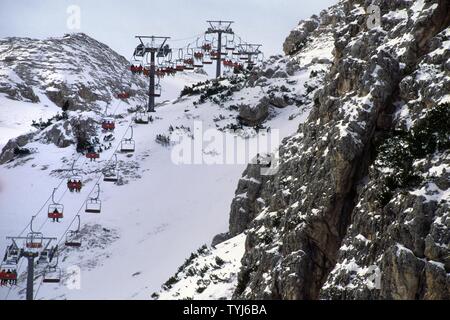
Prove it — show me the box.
[0,70,309,300]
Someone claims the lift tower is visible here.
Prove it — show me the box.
[134,36,171,112]
[205,21,234,78]
[6,234,56,300]
[237,43,262,70]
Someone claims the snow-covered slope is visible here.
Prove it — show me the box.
[153,20,334,300]
[0,32,313,300]
[155,0,449,301]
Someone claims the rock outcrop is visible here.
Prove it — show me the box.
[230,0,450,300]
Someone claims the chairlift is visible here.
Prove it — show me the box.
[101,117,115,131]
[135,109,149,124]
[48,188,64,221]
[175,59,185,71]
[183,47,194,70]
[103,154,119,182]
[225,34,235,51]
[42,266,61,283]
[67,160,83,192]
[157,44,172,58]
[3,244,20,266]
[211,50,220,61]
[25,232,43,249]
[86,151,100,160]
[257,52,264,63]
[133,43,146,57]
[121,127,136,153]
[201,37,212,52]
[101,105,115,131]
[192,44,204,67]
[65,215,82,247]
[156,68,165,78]
[85,184,102,214]
[150,84,162,97]
[42,253,61,284]
[175,49,185,71]
[165,61,177,76]
[67,160,83,182]
[25,217,44,249]
[0,263,17,284]
[37,248,50,265]
[118,92,130,100]
[202,52,213,65]
[194,50,204,61]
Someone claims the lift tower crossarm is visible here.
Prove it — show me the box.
[6,235,57,300]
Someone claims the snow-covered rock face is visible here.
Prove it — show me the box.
[232,0,449,300]
[0,33,150,164]
[0,33,147,109]
[157,0,449,300]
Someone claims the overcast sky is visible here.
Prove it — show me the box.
[0,0,336,58]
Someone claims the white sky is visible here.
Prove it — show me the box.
[0,0,336,58]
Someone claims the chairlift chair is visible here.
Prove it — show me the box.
[103,169,119,182]
[201,40,212,52]
[65,215,82,247]
[85,184,101,213]
[0,263,18,283]
[165,62,177,76]
[43,265,61,283]
[149,84,162,97]
[183,48,195,70]
[225,34,236,51]
[193,48,204,67]
[121,127,136,153]
[194,50,204,61]
[103,155,119,182]
[118,92,130,100]
[202,52,213,65]
[37,249,50,264]
[4,244,20,265]
[86,151,99,160]
[85,198,101,213]
[101,116,116,131]
[210,50,220,61]
[175,59,185,71]
[135,110,149,124]
[25,232,44,249]
[48,188,64,221]
[133,43,146,57]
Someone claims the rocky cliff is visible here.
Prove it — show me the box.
[156,0,449,300]
[0,33,146,109]
[233,0,449,300]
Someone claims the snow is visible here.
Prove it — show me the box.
[0,94,60,149]
[410,182,450,203]
[0,68,309,299]
[156,233,246,300]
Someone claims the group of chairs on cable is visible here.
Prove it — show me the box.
[130,64,179,79]
[130,65,146,75]
[68,179,82,193]
[0,269,17,286]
